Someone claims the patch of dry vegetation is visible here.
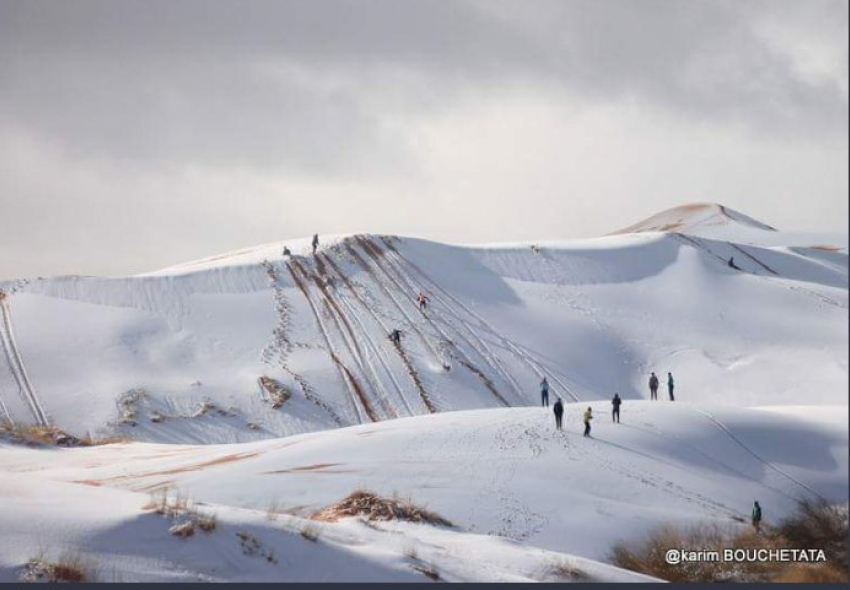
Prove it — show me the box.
[312,489,453,527]
[144,487,217,539]
[549,560,591,582]
[0,423,126,447]
[259,376,291,409]
[610,499,848,583]
[19,551,94,583]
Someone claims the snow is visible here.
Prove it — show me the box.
[0,403,844,581]
[0,203,846,581]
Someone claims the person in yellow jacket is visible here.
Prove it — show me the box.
[583,407,593,437]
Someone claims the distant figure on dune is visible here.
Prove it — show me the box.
[752,501,762,534]
[668,372,675,401]
[282,246,291,258]
[389,329,402,345]
[553,397,564,430]
[649,372,659,400]
[728,256,740,270]
[540,376,550,407]
[611,393,622,423]
[583,407,593,437]
[417,292,429,312]
[312,234,319,255]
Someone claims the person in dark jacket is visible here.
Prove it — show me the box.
[752,501,762,533]
[667,372,675,401]
[553,398,564,430]
[282,246,291,258]
[540,376,550,407]
[312,234,319,255]
[389,329,402,345]
[612,393,622,423]
[583,407,593,437]
[728,257,740,270]
[649,373,659,400]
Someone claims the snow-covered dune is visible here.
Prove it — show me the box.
[0,403,844,581]
[0,204,846,441]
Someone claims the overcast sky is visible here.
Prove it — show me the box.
[1,0,847,278]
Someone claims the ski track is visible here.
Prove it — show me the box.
[689,407,827,502]
[317,252,413,418]
[353,237,512,406]
[673,233,847,311]
[382,239,582,403]
[350,238,443,363]
[321,252,435,415]
[286,259,365,423]
[0,296,48,426]
[363,237,517,406]
[309,255,394,421]
[728,244,778,275]
[620,419,802,502]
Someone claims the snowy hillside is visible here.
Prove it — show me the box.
[0,203,846,582]
[0,203,846,442]
[0,404,845,581]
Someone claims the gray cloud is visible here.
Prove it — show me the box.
[0,0,846,278]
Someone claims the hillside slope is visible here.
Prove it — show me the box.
[0,403,845,581]
[0,205,846,442]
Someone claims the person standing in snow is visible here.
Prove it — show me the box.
[583,407,593,437]
[553,398,564,430]
[667,372,675,401]
[751,501,762,533]
[417,292,429,312]
[540,376,550,407]
[649,372,659,400]
[611,393,622,423]
[312,234,319,255]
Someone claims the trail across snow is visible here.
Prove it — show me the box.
[0,203,846,581]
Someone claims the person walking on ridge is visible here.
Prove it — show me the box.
[417,292,429,312]
[583,407,593,437]
[649,372,659,400]
[667,372,675,401]
[312,234,319,255]
[553,398,564,430]
[540,376,550,407]
[612,393,622,423]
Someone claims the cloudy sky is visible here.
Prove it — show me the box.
[1,0,847,278]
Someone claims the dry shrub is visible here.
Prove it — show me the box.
[312,489,452,527]
[195,511,217,532]
[20,551,94,583]
[610,500,849,583]
[259,376,291,409]
[413,564,441,581]
[266,500,282,521]
[774,563,847,583]
[0,424,125,447]
[609,523,788,582]
[549,560,590,582]
[777,499,848,565]
[146,488,216,536]
[300,523,321,542]
[169,521,195,538]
